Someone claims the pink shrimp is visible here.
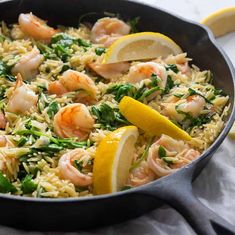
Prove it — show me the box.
[91,17,130,47]
[58,148,92,187]
[147,134,200,177]
[18,13,58,42]
[48,70,98,104]
[53,103,94,140]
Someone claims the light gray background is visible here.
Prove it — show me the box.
[1,0,235,234]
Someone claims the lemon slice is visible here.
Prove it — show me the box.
[201,7,235,37]
[119,96,191,141]
[93,126,138,195]
[103,32,183,64]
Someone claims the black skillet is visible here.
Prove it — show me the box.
[0,0,235,234]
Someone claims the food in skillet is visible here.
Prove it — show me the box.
[0,13,229,197]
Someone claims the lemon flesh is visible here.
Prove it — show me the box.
[93,126,138,195]
[201,7,235,37]
[103,32,183,64]
[119,96,191,141]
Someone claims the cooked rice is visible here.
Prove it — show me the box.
[0,14,230,198]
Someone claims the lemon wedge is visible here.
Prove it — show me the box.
[103,32,183,64]
[201,7,235,37]
[229,122,235,138]
[93,126,138,195]
[119,96,191,141]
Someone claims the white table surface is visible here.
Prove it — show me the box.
[2,0,235,234]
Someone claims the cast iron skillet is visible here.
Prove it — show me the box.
[0,0,235,234]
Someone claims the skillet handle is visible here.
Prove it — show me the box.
[140,171,235,235]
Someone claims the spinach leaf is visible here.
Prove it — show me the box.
[162,157,177,164]
[95,47,106,56]
[0,171,17,193]
[128,17,140,33]
[106,74,162,102]
[158,146,166,158]
[166,64,179,73]
[17,136,28,147]
[78,38,91,47]
[163,75,175,94]
[74,160,83,171]
[21,175,37,194]
[107,83,136,102]
[37,42,58,60]
[0,61,15,82]
[188,88,211,103]
[91,103,129,130]
[47,101,59,118]
[173,93,184,98]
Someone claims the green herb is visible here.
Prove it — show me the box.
[128,17,140,33]
[95,47,106,56]
[37,42,58,60]
[21,175,37,194]
[16,129,89,151]
[47,101,59,118]
[106,74,162,102]
[121,185,133,191]
[150,73,160,86]
[91,103,129,130]
[130,137,154,171]
[51,33,75,47]
[188,88,211,103]
[107,83,136,102]
[0,86,6,100]
[166,64,179,73]
[0,171,17,193]
[158,146,166,158]
[163,75,175,94]
[17,137,28,147]
[53,43,71,62]
[173,93,184,98]
[0,61,15,82]
[78,38,91,47]
[74,160,83,171]
[175,104,213,129]
[162,157,177,164]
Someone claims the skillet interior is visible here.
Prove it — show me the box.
[0,0,234,231]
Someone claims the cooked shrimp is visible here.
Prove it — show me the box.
[53,103,94,140]
[0,111,6,130]
[147,134,200,177]
[7,74,38,114]
[128,161,155,187]
[88,55,130,80]
[48,69,97,104]
[12,47,44,80]
[58,148,92,187]
[165,53,191,75]
[126,62,167,86]
[91,17,130,47]
[18,13,58,42]
[162,95,205,122]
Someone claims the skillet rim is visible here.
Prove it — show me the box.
[0,0,234,203]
